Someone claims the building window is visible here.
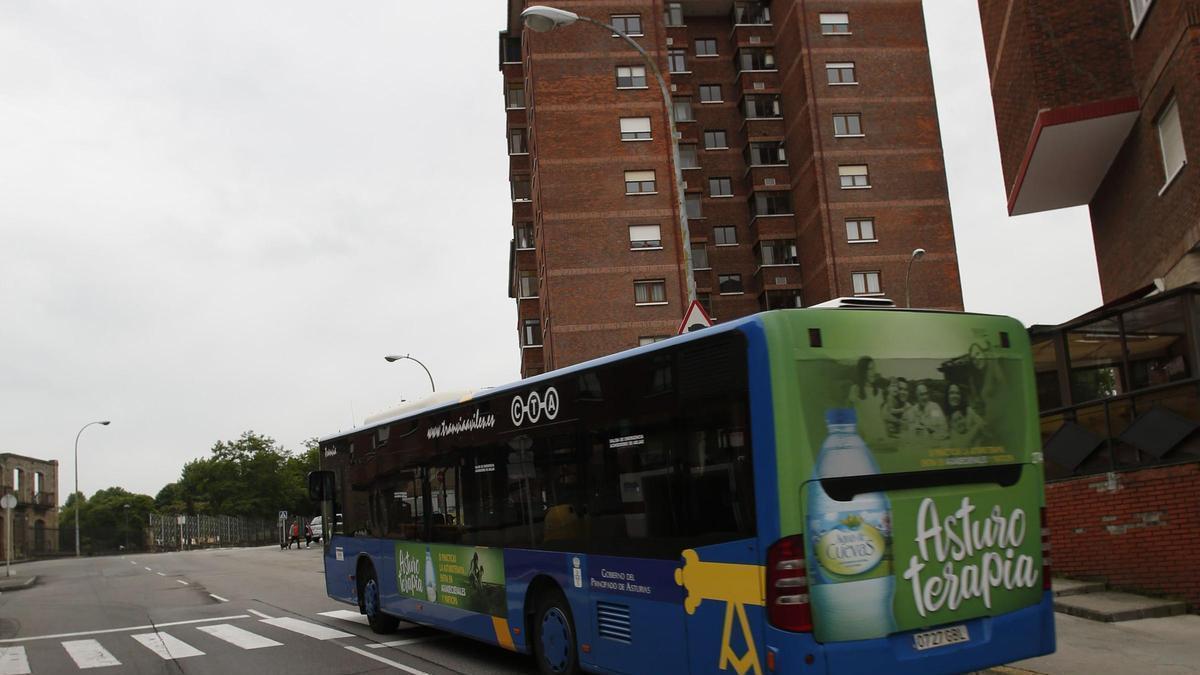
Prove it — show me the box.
[691,243,710,269]
[639,336,670,346]
[522,319,542,346]
[833,113,863,137]
[733,2,771,25]
[698,292,713,316]
[665,2,684,26]
[750,191,793,217]
[826,62,857,85]
[695,38,718,56]
[686,194,703,218]
[515,223,535,249]
[629,224,663,249]
[699,84,722,103]
[505,84,525,109]
[508,128,527,154]
[668,49,688,73]
[512,177,531,201]
[737,48,776,72]
[1130,0,1154,29]
[673,97,695,122]
[502,36,522,63]
[718,274,744,294]
[709,177,733,197]
[611,14,643,36]
[852,271,882,296]
[1156,97,1187,185]
[839,164,870,189]
[616,66,648,88]
[746,140,787,166]
[518,271,538,298]
[759,239,798,265]
[625,170,657,194]
[743,94,781,119]
[620,117,652,141]
[713,225,737,246]
[703,130,728,149]
[634,279,668,304]
[676,144,698,169]
[820,12,850,34]
[846,218,876,242]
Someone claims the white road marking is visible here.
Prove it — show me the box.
[247,609,274,620]
[175,580,189,586]
[318,609,368,625]
[197,624,282,650]
[0,647,30,675]
[131,631,205,660]
[209,594,229,602]
[345,646,430,675]
[0,615,251,644]
[156,572,166,577]
[144,567,152,572]
[366,636,446,649]
[62,639,122,669]
[259,617,353,641]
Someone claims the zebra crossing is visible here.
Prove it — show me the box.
[0,613,366,674]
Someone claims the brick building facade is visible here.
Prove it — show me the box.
[977,0,1199,302]
[0,453,60,560]
[502,0,964,377]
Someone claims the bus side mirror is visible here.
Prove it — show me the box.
[308,471,335,502]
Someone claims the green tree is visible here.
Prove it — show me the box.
[59,487,155,554]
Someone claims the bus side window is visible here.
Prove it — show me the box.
[430,461,461,544]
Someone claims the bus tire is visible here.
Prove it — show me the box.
[358,563,399,634]
[532,588,580,675]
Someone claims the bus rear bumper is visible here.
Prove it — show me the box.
[766,591,1056,675]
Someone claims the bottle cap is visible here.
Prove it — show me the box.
[825,408,857,426]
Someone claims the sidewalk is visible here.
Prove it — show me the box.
[989,611,1200,675]
[0,574,38,592]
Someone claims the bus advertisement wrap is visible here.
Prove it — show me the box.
[394,543,507,617]
[785,316,1043,642]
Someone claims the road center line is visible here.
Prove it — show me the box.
[0,615,252,644]
[144,567,153,572]
[345,645,430,675]
[176,580,190,586]
[247,609,274,620]
[209,594,229,602]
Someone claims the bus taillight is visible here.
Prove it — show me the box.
[766,535,812,632]
[1040,507,1052,591]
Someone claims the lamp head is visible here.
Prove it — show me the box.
[911,248,926,261]
[384,355,402,363]
[100,420,111,426]
[522,6,579,32]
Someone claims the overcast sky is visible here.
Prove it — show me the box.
[0,1,1101,501]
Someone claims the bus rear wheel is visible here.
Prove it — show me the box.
[533,589,580,675]
[359,566,399,634]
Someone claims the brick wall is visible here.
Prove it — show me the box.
[1046,462,1200,609]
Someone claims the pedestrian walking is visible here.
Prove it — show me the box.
[288,519,301,550]
[304,521,313,549]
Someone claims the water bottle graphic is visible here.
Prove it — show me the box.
[807,408,896,641]
[424,547,437,602]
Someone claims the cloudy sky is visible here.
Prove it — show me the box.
[1,1,1101,501]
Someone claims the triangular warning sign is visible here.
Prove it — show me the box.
[677,299,714,335]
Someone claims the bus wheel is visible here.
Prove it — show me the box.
[360,568,399,634]
[533,589,579,675]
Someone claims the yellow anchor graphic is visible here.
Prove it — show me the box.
[675,549,765,675]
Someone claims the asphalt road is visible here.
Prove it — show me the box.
[0,545,536,675]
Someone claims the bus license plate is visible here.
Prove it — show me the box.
[912,625,970,651]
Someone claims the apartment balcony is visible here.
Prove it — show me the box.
[31,492,55,509]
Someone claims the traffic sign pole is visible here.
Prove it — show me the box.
[1,493,17,577]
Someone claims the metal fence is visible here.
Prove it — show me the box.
[147,513,286,552]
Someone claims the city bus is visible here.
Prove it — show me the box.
[308,306,1055,674]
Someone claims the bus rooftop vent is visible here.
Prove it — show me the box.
[809,296,896,309]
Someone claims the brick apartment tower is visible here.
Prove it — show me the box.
[502,1,964,377]
[978,1,1200,303]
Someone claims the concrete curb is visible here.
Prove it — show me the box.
[0,575,38,592]
[979,666,1050,675]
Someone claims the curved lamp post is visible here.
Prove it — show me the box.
[74,420,110,557]
[521,5,698,310]
[384,354,436,394]
[905,248,926,308]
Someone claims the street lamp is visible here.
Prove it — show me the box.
[123,504,131,551]
[521,5,698,309]
[74,420,110,557]
[383,354,436,393]
[905,248,927,308]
